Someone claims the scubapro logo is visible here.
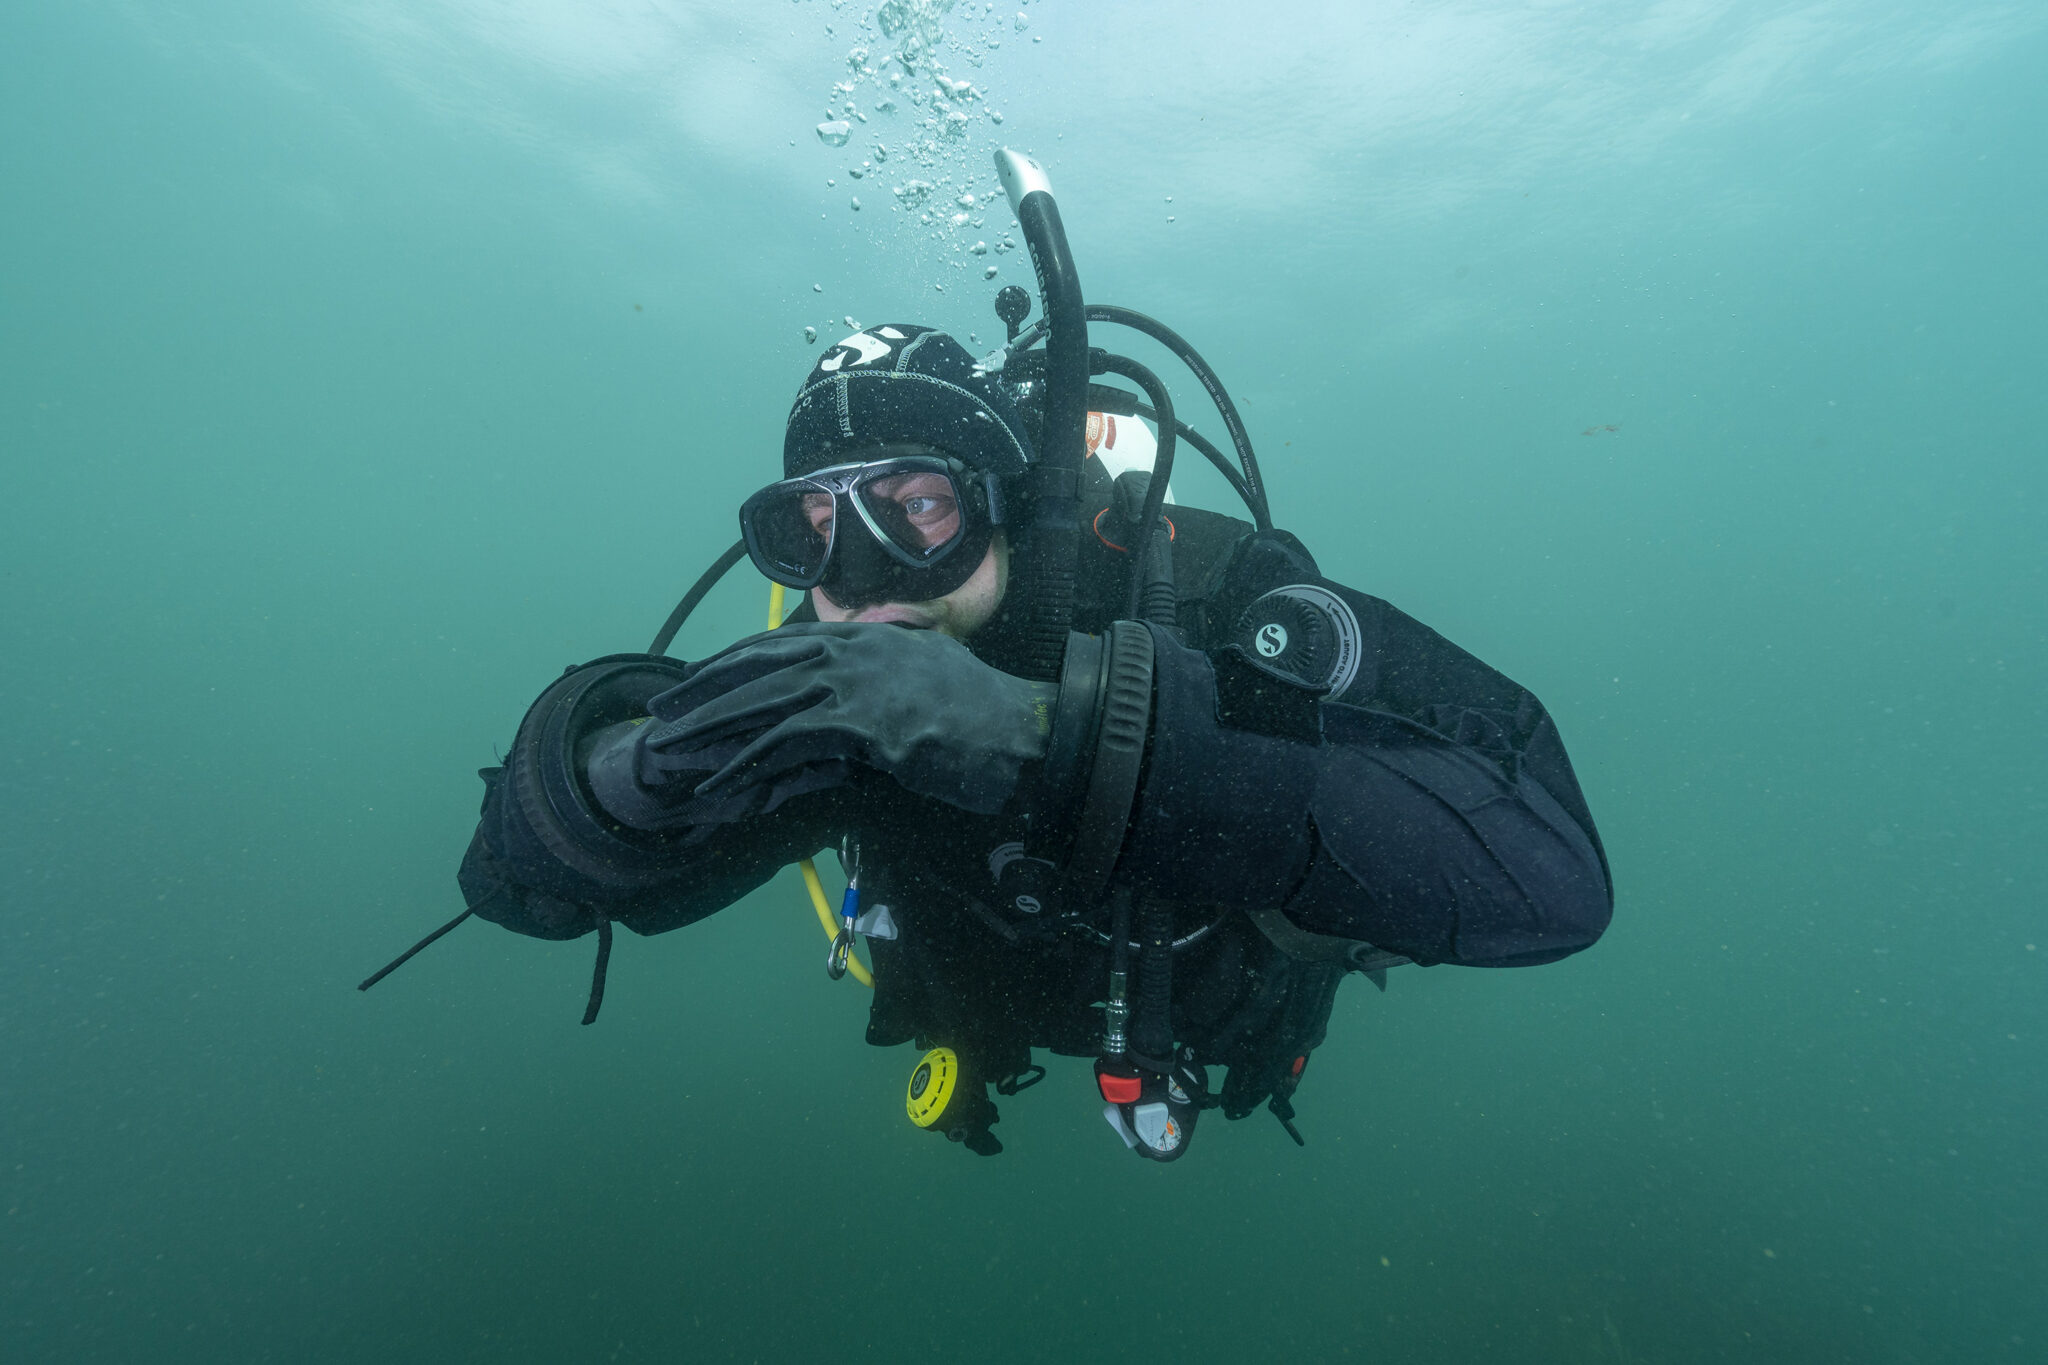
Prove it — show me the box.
[1256,622,1289,658]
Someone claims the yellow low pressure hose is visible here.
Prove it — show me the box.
[771,580,875,988]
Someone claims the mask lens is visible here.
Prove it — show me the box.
[743,482,837,585]
[854,468,965,563]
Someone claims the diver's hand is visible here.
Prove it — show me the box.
[642,622,1054,815]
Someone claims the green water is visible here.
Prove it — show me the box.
[4,2,2043,1360]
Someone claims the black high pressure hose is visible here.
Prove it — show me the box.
[1134,895,1175,1067]
[1088,351,1179,626]
[1011,305,1272,532]
[1087,304,1268,529]
[1085,383,1256,514]
[649,538,747,655]
[996,149,1088,682]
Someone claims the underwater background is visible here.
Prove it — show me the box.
[4,2,2043,1360]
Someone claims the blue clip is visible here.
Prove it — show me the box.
[838,881,861,938]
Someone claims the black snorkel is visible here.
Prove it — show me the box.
[992,148,1089,682]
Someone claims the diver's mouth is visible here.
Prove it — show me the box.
[849,605,937,629]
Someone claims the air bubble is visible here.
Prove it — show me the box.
[805,326,818,343]
[984,265,998,279]
[816,121,852,147]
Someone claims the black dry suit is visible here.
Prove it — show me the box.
[452,455,1614,1156]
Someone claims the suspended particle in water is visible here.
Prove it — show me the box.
[805,326,818,343]
[816,120,853,147]
[827,178,837,187]
[813,283,824,292]
[934,282,945,292]
[851,196,862,210]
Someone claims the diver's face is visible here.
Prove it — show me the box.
[811,530,1008,639]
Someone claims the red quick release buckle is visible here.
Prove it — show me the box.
[1098,1072,1143,1104]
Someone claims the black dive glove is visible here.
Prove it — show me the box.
[629,622,1056,816]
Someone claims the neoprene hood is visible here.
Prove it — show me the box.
[783,325,1034,479]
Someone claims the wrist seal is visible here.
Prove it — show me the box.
[502,654,693,894]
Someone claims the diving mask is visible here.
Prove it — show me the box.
[739,448,1004,607]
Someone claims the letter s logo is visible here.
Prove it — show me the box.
[1256,622,1289,658]
[817,330,895,373]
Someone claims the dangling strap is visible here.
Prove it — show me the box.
[1240,904,1409,989]
[580,916,614,1025]
[357,903,483,992]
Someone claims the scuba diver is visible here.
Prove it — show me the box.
[364,151,1612,1160]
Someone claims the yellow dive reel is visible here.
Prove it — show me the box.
[905,1046,1003,1155]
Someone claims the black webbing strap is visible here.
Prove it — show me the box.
[580,916,614,1025]
[1241,903,1410,988]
